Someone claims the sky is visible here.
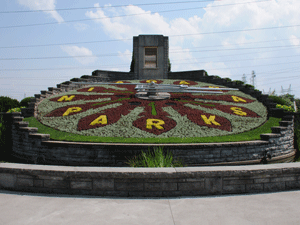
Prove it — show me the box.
[1,0,300,101]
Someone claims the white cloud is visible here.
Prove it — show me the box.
[18,0,64,23]
[290,35,300,46]
[203,62,232,78]
[60,45,97,65]
[118,49,132,62]
[169,46,199,71]
[74,23,89,31]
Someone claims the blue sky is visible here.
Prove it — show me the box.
[1,0,300,101]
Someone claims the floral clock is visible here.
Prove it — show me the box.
[36,79,267,139]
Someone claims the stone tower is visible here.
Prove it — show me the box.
[133,35,169,80]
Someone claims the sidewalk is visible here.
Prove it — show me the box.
[0,190,299,225]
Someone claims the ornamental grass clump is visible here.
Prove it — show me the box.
[126,146,185,167]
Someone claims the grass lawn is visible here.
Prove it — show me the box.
[23,116,281,143]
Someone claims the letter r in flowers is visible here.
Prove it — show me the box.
[146,119,165,130]
[90,115,107,126]
[63,107,82,116]
[58,95,75,102]
[201,115,221,126]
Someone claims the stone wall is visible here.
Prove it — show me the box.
[1,162,300,197]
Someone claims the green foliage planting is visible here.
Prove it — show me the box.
[0,96,19,112]
[268,95,291,106]
[20,97,34,108]
[276,104,295,112]
[7,107,26,113]
[224,78,232,82]
[126,146,185,167]
[23,116,280,143]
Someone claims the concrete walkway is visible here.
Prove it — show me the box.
[0,190,299,225]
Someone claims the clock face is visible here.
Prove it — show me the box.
[36,79,267,139]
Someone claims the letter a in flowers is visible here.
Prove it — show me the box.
[146,119,165,130]
[201,115,221,126]
[231,96,247,103]
[90,115,108,126]
[58,95,75,102]
[63,107,82,116]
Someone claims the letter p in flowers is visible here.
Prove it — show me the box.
[146,119,165,130]
[63,107,82,116]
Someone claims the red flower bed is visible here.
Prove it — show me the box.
[42,81,264,135]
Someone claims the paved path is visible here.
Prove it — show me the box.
[1,190,300,225]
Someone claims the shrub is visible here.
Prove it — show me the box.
[7,107,26,113]
[20,97,34,108]
[0,96,19,113]
[224,78,232,82]
[268,95,288,106]
[276,104,294,112]
[80,75,90,79]
[233,80,244,85]
[126,146,185,167]
[245,84,254,89]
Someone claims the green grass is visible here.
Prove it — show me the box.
[23,116,281,143]
[126,146,185,167]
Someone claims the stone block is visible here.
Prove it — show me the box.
[263,182,285,192]
[270,176,297,182]
[204,177,222,194]
[178,181,204,191]
[245,184,264,193]
[223,184,246,194]
[16,178,33,187]
[33,179,44,187]
[115,182,144,191]
[93,179,114,191]
[223,179,253,185]
[44,179,69,189]
[144,182,177,191]
[70,181,92,190]
[285,181,300,190]
[0,173,16,188]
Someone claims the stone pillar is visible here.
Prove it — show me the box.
[133,35,169,80]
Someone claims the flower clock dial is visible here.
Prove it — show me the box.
[37,79,267,139]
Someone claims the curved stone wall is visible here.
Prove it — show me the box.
[1,162,300,197]
[0,110,295,167]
